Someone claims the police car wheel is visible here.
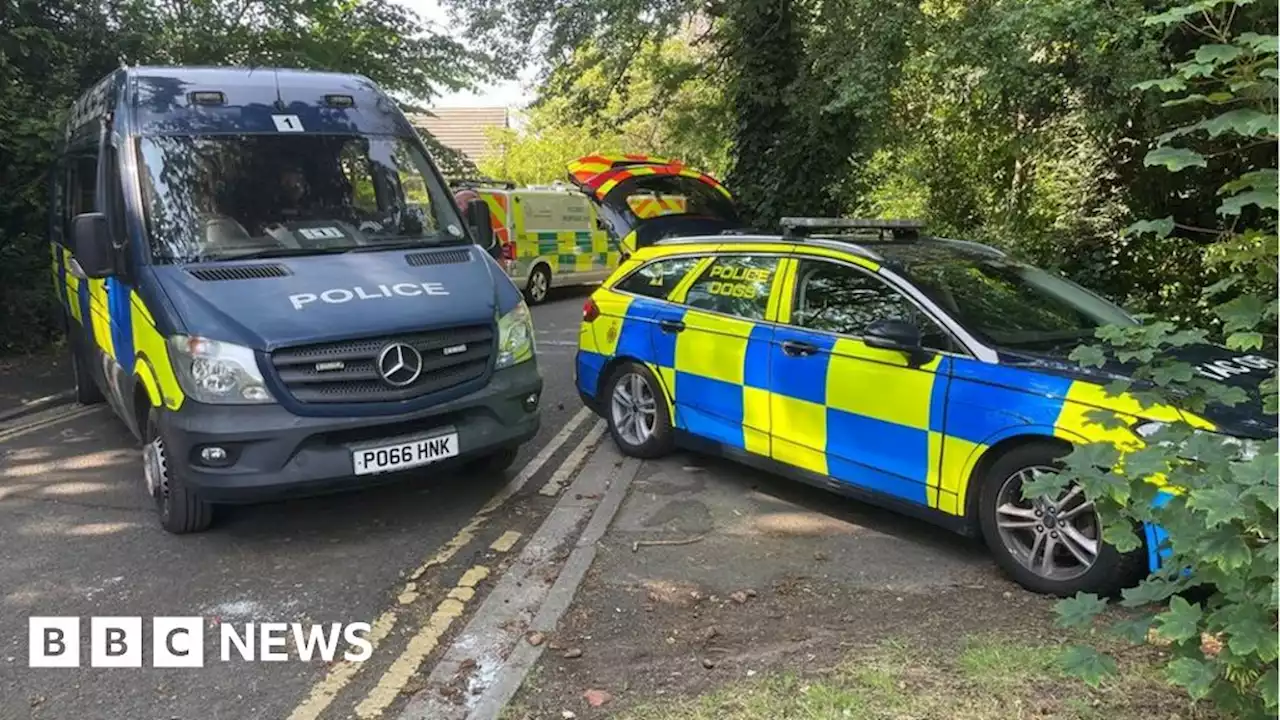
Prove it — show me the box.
[978,442,1142,597]
[604,362,673,458]
[70,340,104,405]
[145,409,214,535]
[525,265,551,305]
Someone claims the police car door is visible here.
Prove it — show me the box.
[665,254,782,455]
[771,257,952,506]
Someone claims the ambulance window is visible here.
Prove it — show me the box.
[684,255,778,321]
[616,257,700,300]
[791,260,954,352]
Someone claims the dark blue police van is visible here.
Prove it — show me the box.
[51,66,541,533]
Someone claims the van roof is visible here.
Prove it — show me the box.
[72,65,414,138]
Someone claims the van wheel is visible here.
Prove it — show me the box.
[526,265,551,305]
[144,408,213,534]
[70,339,104,405]
[603,362,673,459]
[978,442,1143,597]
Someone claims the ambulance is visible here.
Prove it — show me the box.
[453,154,741,304]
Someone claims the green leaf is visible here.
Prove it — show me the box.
[1237,32,1279,54]
[1060,645,1118,687]
[1160,93,1210,107]
[1258,667,1278,709]
[1157,596,1203,642]
[1186,485,1246,526]
[1216,294,1267,332]
[1143,5,1200,27]
[1225,605,1274,658]
[1219,189,1279,215]
[1122,217,1175,239]
[1144,146,1207,171]
[1194,44,1245,65]
[1021,467,1069,499]
[1110,615,1155,644]
[1226,331,1264,350]
[1151,362,1194,386]
[1166,657,1218,700]
[1121,576,1182,607]
[1071,344,1107,368]
[1056,593,1109,628]
[1102,519,1144,553]
[1135,76,1188,92]
[1199,526,1253,569]
[1198,109,1276,139]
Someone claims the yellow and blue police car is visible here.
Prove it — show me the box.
[575,218,1275,596]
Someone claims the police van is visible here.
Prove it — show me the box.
[52,66,542,533]
[453,154,741,304]
[576,218,1275,596]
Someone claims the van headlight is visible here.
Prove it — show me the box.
[495,302,535,369]
[168,336,275,404]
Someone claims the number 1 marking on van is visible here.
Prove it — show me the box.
[272,114,304,132]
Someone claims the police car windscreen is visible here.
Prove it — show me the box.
[135,134,465,262]
[900,259,1136,349]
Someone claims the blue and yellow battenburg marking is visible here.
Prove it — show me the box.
[50,242,185,410]
[576,242,1196,559]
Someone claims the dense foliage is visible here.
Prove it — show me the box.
[1021,1,1277,716]
[0,0,487,351]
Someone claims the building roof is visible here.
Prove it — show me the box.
[409,107,509,162]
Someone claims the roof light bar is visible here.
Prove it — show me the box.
[780,217,924,240]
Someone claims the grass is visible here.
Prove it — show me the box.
[610,634,1217,720]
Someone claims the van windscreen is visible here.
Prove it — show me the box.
[136,133,467,262]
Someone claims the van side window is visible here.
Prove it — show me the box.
[791,259,956,352]
[684,255,779,321]
[615,257,701,300]
[103,145,127,247]
[70,155,98,217]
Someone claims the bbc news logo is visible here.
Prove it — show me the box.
[29,617,372,668]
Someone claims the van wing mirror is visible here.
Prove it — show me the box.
[71,212,115,279]
[464,200,498,258]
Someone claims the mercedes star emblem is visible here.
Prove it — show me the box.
[376,342,423,387]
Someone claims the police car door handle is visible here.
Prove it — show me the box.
[782,340,817,357]
[659,319,685,334]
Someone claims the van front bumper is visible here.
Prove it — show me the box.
[159,362,542,503]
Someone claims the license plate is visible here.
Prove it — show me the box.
[351,432,459,476]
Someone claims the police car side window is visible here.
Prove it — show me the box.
[684,255,778,321]
[616,257,701,300]
[792,260,954,352]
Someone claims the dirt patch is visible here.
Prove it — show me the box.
[0,345,69,413]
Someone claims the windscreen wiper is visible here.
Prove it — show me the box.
[204,247,349,261]
[343,237,468,253]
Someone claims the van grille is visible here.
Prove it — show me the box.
[405,248,472,267]
[270,325,493,404]
[187,264,290,281]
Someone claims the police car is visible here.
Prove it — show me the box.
[575,218,1275,596]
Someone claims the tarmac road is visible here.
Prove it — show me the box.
[0,286,596,720]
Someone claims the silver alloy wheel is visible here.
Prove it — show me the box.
[528,268,549,303]
[143,436,168,501]
[610,371,658,447]
[995,466,1100,582]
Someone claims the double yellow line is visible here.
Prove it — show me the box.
[286,407,597,720]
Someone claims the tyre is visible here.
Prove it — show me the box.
[602,362,673,458]
[978,441,1143,596]
[144,408,213,534]
[70,338,104,405]
[469,446,519,474]
[525,264,551,305]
